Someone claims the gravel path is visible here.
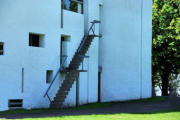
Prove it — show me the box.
[0,97,180,119]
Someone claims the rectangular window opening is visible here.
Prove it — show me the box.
[60,35,70,65]
[0,42,4,55]
[46,70,53,84]
[8,99,23,109]
[62,0,83,14]
[29,33,45,47]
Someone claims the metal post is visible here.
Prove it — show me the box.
[76,72,79,107]
[82,59,84,70]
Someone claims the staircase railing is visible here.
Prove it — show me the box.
[44,55,68,101]
[77,20,100,53]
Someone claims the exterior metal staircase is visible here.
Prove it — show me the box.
[44,20,100,108]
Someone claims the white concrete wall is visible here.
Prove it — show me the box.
[0,0,152,111]
[100,0,152,102]
[0,0,86,111]
[141,0,152,98]
[80,0,103,105]
[61,10,84,107]
[0,0,62,111]
[63,0,102,105]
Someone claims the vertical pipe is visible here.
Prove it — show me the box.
[76,73,79,107]
[61,0,64,28]
[98,72,101,102]
[22,68,24,93]
[140,0,143,98]
[87,51,89,103]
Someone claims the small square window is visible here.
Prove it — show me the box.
[46,70,53,83]
[29,33,45,47]
[0,42,4,55]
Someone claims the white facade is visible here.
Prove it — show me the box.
[0,0,152,111]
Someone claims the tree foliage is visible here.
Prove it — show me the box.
[152,0,180,96]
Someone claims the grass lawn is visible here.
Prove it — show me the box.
[1,97,179,120]
[1,110,180,120]
[47,112,180,120]
[0,97,165,116]
[0,102,113,116]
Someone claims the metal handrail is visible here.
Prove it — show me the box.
[44,55,68,98]
[77,20,100,53]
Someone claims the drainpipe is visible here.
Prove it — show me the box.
[140,0,143,99]
[61,0,64,28]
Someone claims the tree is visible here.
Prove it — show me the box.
[152,0,180,96]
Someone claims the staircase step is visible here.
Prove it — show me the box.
[51,101,64,106]
[59,85,73,91]
[62,79,75,83]
[56,90,68,94]
[54,97,66,102]
[50,103,63,108]
[55,93,67,97]
[59,87,71,92]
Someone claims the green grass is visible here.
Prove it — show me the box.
[0,102,113,116]
[0,97,165,116]
[43,111,180,120]
[0,97,179,120]
[2,110,180,120]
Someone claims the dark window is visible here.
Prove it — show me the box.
[46,70,53,83]
[62,0,83,14]
[29,33,44,47]
[0,42,4,55]
[70,1,78,13]
[8,99,23,109]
